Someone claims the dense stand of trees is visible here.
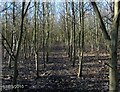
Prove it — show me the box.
[1,0,120,92]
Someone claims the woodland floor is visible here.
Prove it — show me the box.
[2,42,120,92]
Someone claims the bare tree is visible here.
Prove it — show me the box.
[42,2,46,68]
[77,1,84,78]
[8,0,16,69]
[91,1,120,91]
[72,1,76,67]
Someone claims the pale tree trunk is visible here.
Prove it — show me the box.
[88,12,94,52]
[77,1,84,78]
[66,2,71,59]
[109,1,120,91]
[95,14,99,60]
[65,1,69,57]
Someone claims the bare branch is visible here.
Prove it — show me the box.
[91,2,111,41]
[2,34,13,51]
[2,40,15,61]
[24,0,31,17]
[0,3,12,13]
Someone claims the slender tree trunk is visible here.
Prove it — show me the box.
[78,1,84,77]
[42,2,46,68]
[34,1,39,77]
[95,15,99,60]
[65,1,69,57]
[4,2,7,59]
[46,2,50,63]
[78,1,81,49]
[23,25,27,59]
[72,1,76,67]
[35,52,39,77]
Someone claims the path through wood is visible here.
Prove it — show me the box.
[2,42,120,92]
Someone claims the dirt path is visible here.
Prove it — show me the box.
[2,42,120,92]
[27,42,108,91]
[45,43,71,76]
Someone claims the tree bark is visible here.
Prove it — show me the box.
[109,1,120,91]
